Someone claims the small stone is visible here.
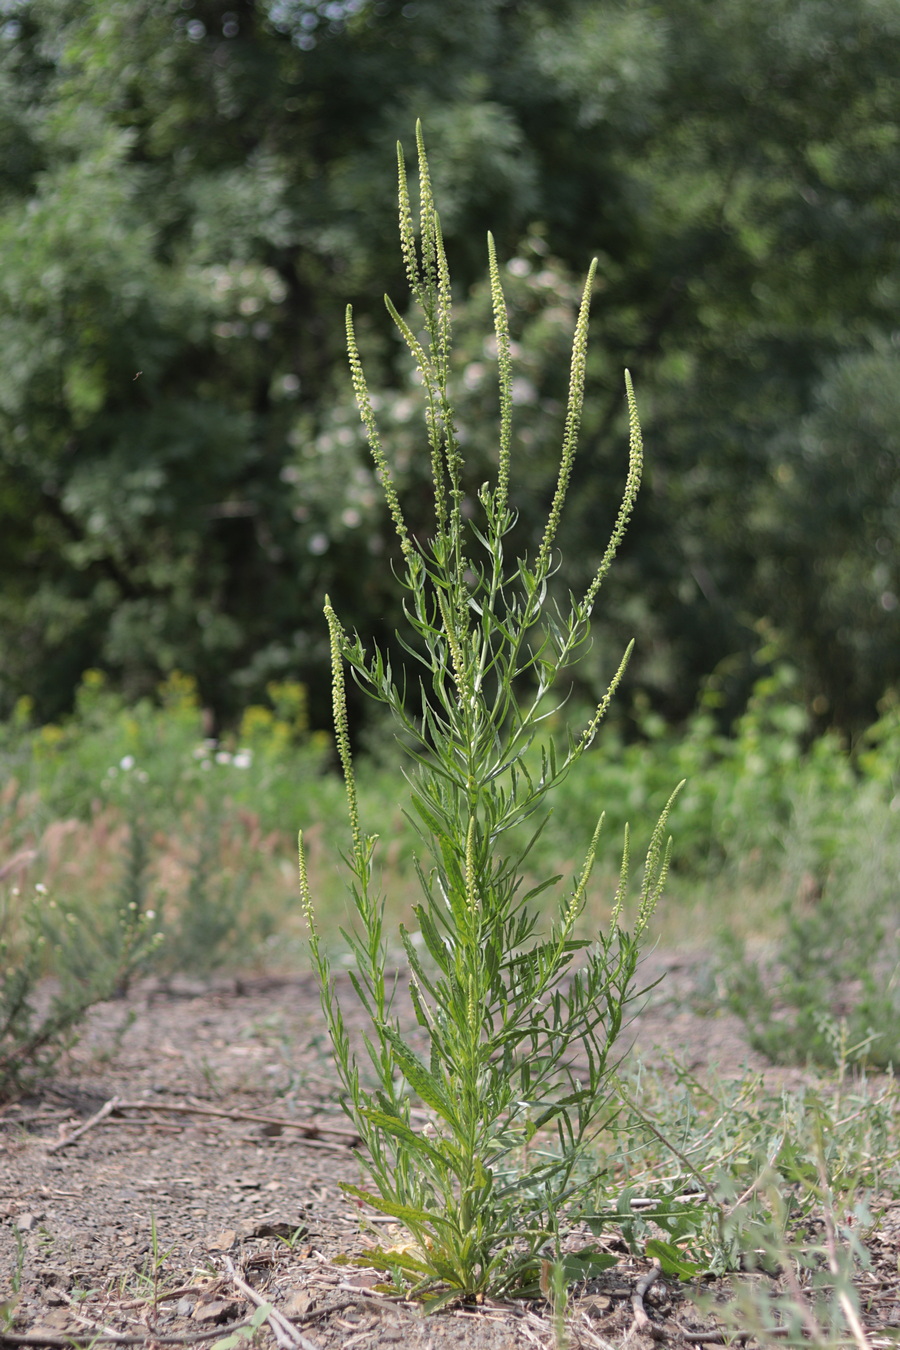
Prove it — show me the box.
[344,1273,379,1289]
[248,1220,307,1240]
[193,1300,241,1324]
[282,1289,313,1317]
[29,1310,73,1334]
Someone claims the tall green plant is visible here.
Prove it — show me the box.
[300,125,680,1306]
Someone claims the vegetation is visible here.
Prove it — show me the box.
[605,1054,900,1345]
[294,131,900,1318]
[0,0,898,736]
[0,865,157,1095]
[3,651,899,1094]
[301,127,679,1302]
[0,670,325,1092]
[0,4,897,1322]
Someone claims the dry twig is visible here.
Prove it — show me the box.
[113,1099,360,1144]
[45,1097,121,1154]
[42,1096,359,1154]
[629,1259,665,1341]
[222,1255,321,1350]
[0,1323,256,1348]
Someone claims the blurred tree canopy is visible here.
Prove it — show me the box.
[0,0,898,733]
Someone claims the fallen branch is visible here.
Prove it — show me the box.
[112,1099,360,1145]
[99,1119,185,1134]
[629,1259,666,1341]
[677,1332,764,1345]
[222,1256,321,1350]
[0,1108,71,1127]
[111,1283,224,1312]
[623,1265,769,1344]
[55,1289,133,1342]
[45,1097,121,1154]
[0,1322,257,1348]
[42,1096,359,1153]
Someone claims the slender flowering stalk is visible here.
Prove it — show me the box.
[581,369,643,614]
[324,598,362,862]
[345,310,414,562]
[536,259,598,576]
[487,231,514,517]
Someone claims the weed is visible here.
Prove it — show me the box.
[706,1170,875,1350]
[156,799,264,978]
[273,1227,308,1252]
[301,124,680,1305]
[0,1225,24,1330]
[591,1048,899,1343]
[138,1212,178,1325]
[540,1255,572,1349]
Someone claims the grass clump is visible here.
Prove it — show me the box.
[300,124,681,1306]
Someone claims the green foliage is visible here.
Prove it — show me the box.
[708,687,900,1070]
[4,668,332,835]
[3,644,899,1017]
[301,129,680,1304]
[0,0,898,734]
[532,659,856,879]
[210,1303,272,1350]
[606,1055,899,1340]
[0,670,338,1015]
[718,862,900,1071]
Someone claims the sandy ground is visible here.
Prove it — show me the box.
[2,954,899,1348]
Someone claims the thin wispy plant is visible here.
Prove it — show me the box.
[299,124,681,1307]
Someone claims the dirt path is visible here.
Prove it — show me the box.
[2,957,898,1348]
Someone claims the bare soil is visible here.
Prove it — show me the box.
[2,953,899,1349]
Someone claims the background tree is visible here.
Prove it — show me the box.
[0,0,897,735]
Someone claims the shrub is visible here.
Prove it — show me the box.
[0,853,160,1098]
[714,691,900,1070]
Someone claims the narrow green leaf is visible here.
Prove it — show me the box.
[563,1249,619,1279]
[359,1107,448,1168]
[645,1239,705,1280]
[381,1025,456,1121]
[339,1184,453,1234]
